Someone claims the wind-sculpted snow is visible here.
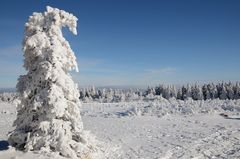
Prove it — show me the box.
[1,101,240,158]
[81,98,240,118]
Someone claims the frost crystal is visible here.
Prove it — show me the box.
[8,6,100,159]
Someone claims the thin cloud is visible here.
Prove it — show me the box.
[77,58,115,74]
[78,58,104,69]
[0,45,178,87]
[81,68,115,74]
[144,67,176,75]
[72,67,177,87]
[72,74,130,86]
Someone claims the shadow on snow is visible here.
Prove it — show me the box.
[0,140,9,151]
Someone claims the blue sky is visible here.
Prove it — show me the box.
[0,0,240,88]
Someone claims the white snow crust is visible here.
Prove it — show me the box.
[1,99,240,158]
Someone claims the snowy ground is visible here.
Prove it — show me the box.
[0,99,240,159]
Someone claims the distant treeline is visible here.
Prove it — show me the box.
[79,82,240,102]
[1,82,240,103]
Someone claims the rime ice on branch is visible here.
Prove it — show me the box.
[8,6,99,159]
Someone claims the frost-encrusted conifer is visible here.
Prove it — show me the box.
[8,6,100,159]
[177,88,183,100]
[234,82,240,99]
[219,83,227,100]
[191,84,203,100]
[226,82,234,100]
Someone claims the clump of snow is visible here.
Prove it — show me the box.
[0,92,18,104]
[1,110,10,114]
[8,6,104,159]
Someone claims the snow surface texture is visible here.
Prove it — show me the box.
[7,6,105,159]
[0,100,240,158]
[0,93,18,103]
[81,98,240,118]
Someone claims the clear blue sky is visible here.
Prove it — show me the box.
[0,0,240,88]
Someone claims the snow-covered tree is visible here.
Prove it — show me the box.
[218,83,228,100]
[207,83,218,99]
[155,85,162,96]
[226,82,234,99]
[233,82,240,99]
[181,85,187,99]
[119,90,126,102]
[170,85,177,99]
[185,84,192,99]
[191,84,203,100]
[146,86,155,96]
[161,85,169,99]
[137,91,144,101]
[202,84,211,100]
[8,6,100,159]
[104,88,113,102]
[182,84,191,100]
[177,88,182,100]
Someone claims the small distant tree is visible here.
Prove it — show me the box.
[185,84,192,99]
[208,83,218,99]
[177,88,182,100]
[170,85,177,99]
[182,85,192,100]
[155,85,162,96]
[233,82,240,99]
[105,88,113,102]
[191,84,203,100]
[119,90,126,102]
[202,84,210,100]
[161,85,168,99]
[219,83,228,100]
[226,82,234,100]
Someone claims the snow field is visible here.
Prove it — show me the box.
[1,99,240,158]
